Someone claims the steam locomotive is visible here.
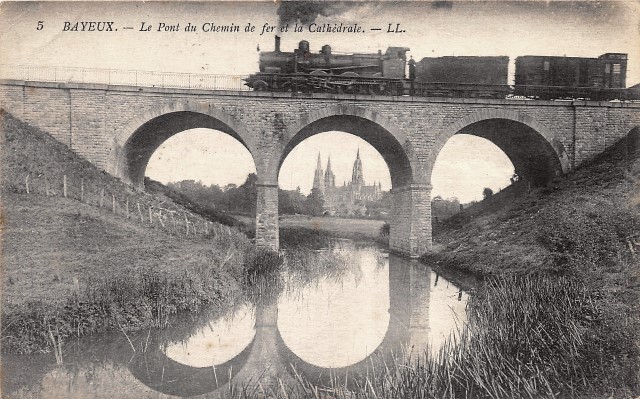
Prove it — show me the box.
[245,36,410,95]
[243,36,639,101]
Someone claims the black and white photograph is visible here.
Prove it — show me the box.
[0,0,639,397]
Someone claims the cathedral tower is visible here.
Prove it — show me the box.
[312,152,325,194]
[351,148,364,191]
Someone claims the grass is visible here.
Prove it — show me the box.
[204,274,633,399]
[280,215,389,247]
[418,130,640,397]
[0,112,277,354]
[342,275,621,399]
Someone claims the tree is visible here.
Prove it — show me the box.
[304,188,325,216]
[482,187,494,200]
[279,188,306,214]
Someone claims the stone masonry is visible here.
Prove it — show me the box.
[1,79,639,257]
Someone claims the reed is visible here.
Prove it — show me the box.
[1,251,248,353]
[225,274,634,398]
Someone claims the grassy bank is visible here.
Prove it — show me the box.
[0,190,263,354]
[417,131,640,397]
[0,112,273,354]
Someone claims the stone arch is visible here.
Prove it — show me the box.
[428,109,567,187]
[267,104,418,188]
[110,100,260,188]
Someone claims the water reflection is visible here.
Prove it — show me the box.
[164,304,256,367]
[3,243,469,398]
[278,248,390,368]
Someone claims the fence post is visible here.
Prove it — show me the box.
[45,176,50,196]
[63,175,68,198]
[125,198,129,218]
[149,206,153,224]
[80,178,84,202]
[185,215,189,236]
[137,202,144,222]
[25,173,30,194]
[111,194,116,213]
[100,188,104,207]
[157,210,165,228]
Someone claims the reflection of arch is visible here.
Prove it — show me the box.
[274,254,428,390]
[127,331,254,397]
[429,110,566,186]
[269,105,416,187]
[126,253,446,395]
[112,102,258,188]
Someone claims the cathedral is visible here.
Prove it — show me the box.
[312,150,383,216]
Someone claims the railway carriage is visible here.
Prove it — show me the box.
[514,53,629,100]
[413,56,510,99]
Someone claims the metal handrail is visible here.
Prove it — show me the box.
[0,64,250,91]
[1,64,637,100]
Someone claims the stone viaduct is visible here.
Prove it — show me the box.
[1,79,639,257]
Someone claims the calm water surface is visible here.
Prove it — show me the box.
[3,242,469,398]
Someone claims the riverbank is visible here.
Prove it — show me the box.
[1,191,263,353]
[279,214,388,246]
[0,113,269,354]
[420,132,640,397]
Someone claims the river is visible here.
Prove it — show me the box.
[2,241,469,398]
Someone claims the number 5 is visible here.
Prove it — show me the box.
[36,21,44,30]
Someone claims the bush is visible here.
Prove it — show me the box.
[379,222,390,237]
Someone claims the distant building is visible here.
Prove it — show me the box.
[312,150,383,216]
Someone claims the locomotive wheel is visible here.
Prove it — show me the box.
[253,80,269,91]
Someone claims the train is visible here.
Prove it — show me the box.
[243,36,639,101]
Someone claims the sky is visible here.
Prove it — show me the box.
[2,1,638,202]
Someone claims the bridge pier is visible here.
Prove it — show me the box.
[255,183,279,251]
[389,184,432,258]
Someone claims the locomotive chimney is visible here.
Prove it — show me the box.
[275,35,281,52]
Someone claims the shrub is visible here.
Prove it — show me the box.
[379,222,390,237]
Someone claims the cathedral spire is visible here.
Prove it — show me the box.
[312,152,325,194]
[324,155,335,188]
[352,148,364,190]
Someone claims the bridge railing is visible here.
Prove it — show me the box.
[0,64,250,91]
